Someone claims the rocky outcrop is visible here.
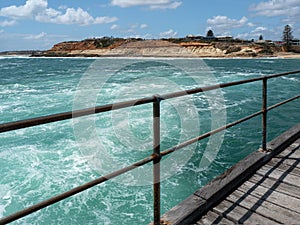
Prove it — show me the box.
[39,39,280,58]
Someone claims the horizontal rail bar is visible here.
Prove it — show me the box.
[161,93,300,157]
[267,94,300,111]
[161,110,263,157]
[0,156,155,224]
[0,96,155,133]
[1,70,300,133]
[157,70,300,100]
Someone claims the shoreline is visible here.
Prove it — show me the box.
[274,52,300,58]
[1,52,300,59]
[0,55,300,60]
[2,39,300,59]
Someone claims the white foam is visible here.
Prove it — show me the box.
[0,185,11,217]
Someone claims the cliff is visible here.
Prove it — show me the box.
[39,38,282,58]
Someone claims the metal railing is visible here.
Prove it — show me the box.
[0,70,300,225]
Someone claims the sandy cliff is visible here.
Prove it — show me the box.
[41,39,281,58]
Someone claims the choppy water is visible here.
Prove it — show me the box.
[0,57,299,224]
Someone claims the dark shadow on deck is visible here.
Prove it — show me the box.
[161,124,300,225]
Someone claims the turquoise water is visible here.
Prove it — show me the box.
[0,57,299,224]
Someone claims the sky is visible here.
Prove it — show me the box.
[0,0,300,51]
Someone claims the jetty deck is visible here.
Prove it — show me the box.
[161,124,300,225]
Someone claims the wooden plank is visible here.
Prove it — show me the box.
[264,162,300,175]
[270,157,300,167]
[266,124,300,156]
[267,158,300,175]
[277,139,300,158]
[277,149,300,159]
[160,125,300,224]
[256,165,300,187]
[196,124,300,203]
[193,210,235,225]
[212,200,277,225]
[248,173,300,199]
[226,189,300,224]
[238,181,300,214]
[277,150,300,159]
[195,151,268,203]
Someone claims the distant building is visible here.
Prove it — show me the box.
[186,34,195,38]
[216,36,233,41]
[256,39,273,44]
[274,41,284,46]
[275,39,300,46]
[291,39,300,46]
[185,34,233,42]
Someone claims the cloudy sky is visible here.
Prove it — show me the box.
[0,0,299,51]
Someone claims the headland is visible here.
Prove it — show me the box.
[2,37,300,58]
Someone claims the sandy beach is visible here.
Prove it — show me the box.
[275,52,300,58]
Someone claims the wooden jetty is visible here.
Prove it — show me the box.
[161,124,300,224]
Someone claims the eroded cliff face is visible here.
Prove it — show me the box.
[107,40,195,57]
[43,39,276,57]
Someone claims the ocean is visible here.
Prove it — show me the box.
[0,57,299,224]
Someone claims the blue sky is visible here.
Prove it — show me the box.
[0,0,299,51]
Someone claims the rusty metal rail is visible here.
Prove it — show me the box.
[0,70,300,225]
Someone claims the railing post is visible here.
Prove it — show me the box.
[153,95,161,225]
[262,77,267,151]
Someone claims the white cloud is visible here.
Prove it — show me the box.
[140,24,148,29]
[0,0,118,26]
[250,0,300,38]
[0,20,17,27]
[0,30,70,50]
[110,23,148,33]
[248,22,256,27]
[149,1,182,9]
[94,16,118,24]
[36,7,117,25]
[159,29,178,38]
[23,32,47,40]
[110,24,119,30]
[236,26,283,41]
[110,0,182,9]
[0,0,48,18]
[207,16,248,29]
[250,0,300,17]
[206,16,253,36]
[253,26,267,32]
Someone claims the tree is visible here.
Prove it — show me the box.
[206,29,214,38]
[259,34,263,41]
[282,25,293,51]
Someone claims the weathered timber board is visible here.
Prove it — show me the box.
[248,173,300,199]
[277,139,300,158]
[267,158,300,175]
[193,210,235,225]
[256,165,300,187]
[195,151,267,202]
[226,189,300,224]
[212,200,277,225]
[267,125,300,156]
[160,124,300,225]
[237,181,300,214]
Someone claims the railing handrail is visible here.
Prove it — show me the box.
[1,70,300,134]
[0,70,299,225]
